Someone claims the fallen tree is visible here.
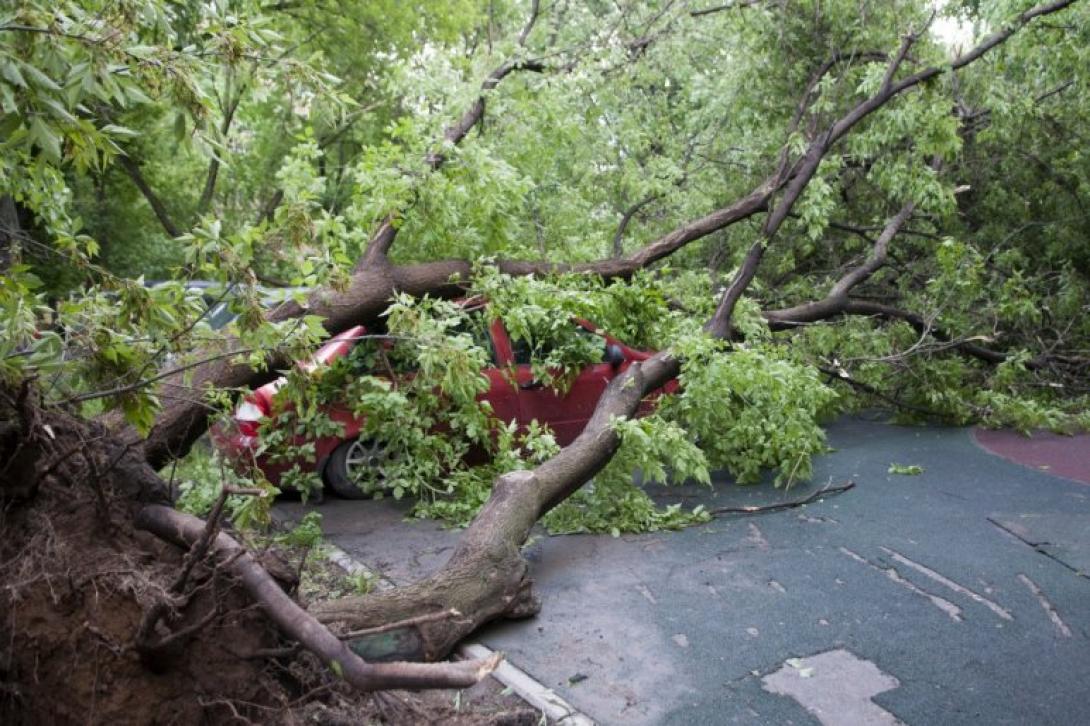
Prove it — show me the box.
[3,0,1088,718]
[287,0,1090,656]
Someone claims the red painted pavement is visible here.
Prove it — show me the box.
[972,428,1090,485]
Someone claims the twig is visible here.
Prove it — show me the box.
[708,481,855,517]
[64,346,255,404]
[817,365,949,419]
[171,484,231,593]
[224,486,266,497]
[37,434,107,480]
[340,608,462,640]
[148,604,221,651]
[239,644,300,660]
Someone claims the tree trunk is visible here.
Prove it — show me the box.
[311,353,680,658]
[0,194,23,271]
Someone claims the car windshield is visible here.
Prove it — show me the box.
[334,307,497,376]
[511,322,608,366]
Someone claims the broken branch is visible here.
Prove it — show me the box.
[707,481,856,517]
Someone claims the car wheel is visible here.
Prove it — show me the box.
[323,438,393,499]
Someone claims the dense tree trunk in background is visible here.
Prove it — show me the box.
[0,194,22,271]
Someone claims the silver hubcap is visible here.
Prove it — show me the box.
[343,439,389,481]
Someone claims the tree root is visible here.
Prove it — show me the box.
[135,505,501,691]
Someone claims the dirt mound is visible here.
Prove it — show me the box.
[0,428,288,723]
[0,396,532,724]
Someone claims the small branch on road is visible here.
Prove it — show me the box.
[707,481,856,517]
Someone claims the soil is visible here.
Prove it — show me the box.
[0,401,538,725]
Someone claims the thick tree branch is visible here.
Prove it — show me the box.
[839,299,1037,368]
[704,0,1079,337]
[197,85,244,217]
[840,0,1080,142]
[312,350,683,657]
[612,194,661,257]
[517,0,542,46]
[763,201,916,326]
[356,17,547,269]
[758,198,1057,373]
[116,154,181,238]
[788,49,889,137]
[503,181,774,278]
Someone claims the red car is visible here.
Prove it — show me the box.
[211,311,674,498]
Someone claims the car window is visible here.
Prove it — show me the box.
[512,336,534,366]
[341,311,497,375]
[512,323,607,366]
[453,313,498,366]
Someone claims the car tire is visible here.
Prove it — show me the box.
[323,438,392,499]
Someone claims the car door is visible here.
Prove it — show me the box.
[504,323,622,446]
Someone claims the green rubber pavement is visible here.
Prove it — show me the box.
[277,417,1090,725]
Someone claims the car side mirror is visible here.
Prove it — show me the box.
[604,343,626,369]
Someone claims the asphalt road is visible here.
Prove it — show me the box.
[277,417,1090,725]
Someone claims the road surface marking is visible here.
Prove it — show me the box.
[747,523,770,550]
[840,547,962,621]
[879,547,1012,620]
[635,583,658,604]
[1017,574,1073,638]
[762,649,903,726]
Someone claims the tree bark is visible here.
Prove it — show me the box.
[116,154,182,239]
[0,194,23,270]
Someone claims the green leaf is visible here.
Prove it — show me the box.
[19,61,61,91]
[125,84,152,105]
[28,116,61,159]
[1,57,27,88]
[40,96,76,123]
[888,463,924,476]
[0,84,15,114]
[102,123,139,137]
